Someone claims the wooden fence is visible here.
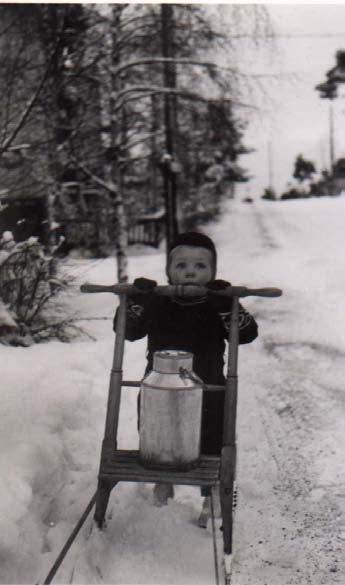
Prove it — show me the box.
[128,210,165,248]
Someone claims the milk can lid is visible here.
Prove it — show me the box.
[153,350,193,374]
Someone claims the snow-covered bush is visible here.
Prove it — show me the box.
[0,232,67,345]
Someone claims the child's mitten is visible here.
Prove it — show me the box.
[207,280,258,343]
[207,279,232,313]
[114,277,157,335]
[133,277,157,292]
[128,277,157,315]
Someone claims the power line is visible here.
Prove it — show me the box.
[229,33,345,39]
[273,33,345,39]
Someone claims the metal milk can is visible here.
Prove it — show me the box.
[139,350,203,470]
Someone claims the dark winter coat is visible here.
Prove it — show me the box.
[114,293,258,455]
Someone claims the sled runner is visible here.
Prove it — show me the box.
[79,281,282,584]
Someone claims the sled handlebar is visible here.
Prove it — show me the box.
[80,283,282,298]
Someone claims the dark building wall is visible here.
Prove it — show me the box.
[0,197,47,244]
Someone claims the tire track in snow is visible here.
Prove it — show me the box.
[258,338,344,583]
[230,201,345,584]
[231,331,344,584]
[214,200,344,585]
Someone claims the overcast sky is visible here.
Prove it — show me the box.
[230,3,345,198]
[65,1,345,199]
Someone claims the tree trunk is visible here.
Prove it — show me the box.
[150,94,159,211]
[98,6,128,282]
[161,4,178,249]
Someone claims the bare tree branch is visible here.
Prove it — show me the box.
[113,85,257,114]
[111,57,228,78]
[70,154,117,195]
[0,44,61,157]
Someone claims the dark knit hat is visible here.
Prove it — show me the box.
[167,231,217,277]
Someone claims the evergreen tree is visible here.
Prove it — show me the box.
[293,154,316,183]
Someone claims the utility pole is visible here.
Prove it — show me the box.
[161,4,178,251]
[268,140,274,191]
[329,102,335,170]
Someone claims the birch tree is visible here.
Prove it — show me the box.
[0,4,97,252]
[93,5,129,281]
[96,3,269,242]
[0,4,272,276]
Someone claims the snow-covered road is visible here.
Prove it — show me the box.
[1,197,344,584]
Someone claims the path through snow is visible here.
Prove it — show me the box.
[1,198,344,585]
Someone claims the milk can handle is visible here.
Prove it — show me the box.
[179,367,204,385]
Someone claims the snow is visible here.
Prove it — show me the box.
[1,196,345,584]
[0,300,17,329]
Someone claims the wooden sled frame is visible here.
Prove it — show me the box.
[81,282,282,558]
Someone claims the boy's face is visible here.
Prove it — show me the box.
[168,245,214,285]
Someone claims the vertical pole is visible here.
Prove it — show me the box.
[94,293,127,527]
[45,185,57,254]
[103,293,127,444]
[329,102,335,196]
[220,296,239,555]
[329,101,335,169]
[150,94,158,211]
[268,140,274,192]
[329,101,334,167]
[223,296,239,445]
[161,4,178,251]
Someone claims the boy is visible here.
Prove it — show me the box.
[114,232,258,510]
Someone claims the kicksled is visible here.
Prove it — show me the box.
[41,281,282,585]
[81,282,282,584]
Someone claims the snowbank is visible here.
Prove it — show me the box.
[1,196,344,584]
